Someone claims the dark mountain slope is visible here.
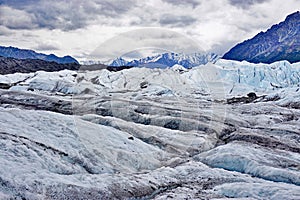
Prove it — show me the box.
[223,11,300,64]
[0,46,78,64]
[0,56,80,75]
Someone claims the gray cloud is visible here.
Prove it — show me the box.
[229,0,269,9]
[163,0,200,8]
[95,0,136,17]
[159,14,197,27]
[0,26,13,36]
[0,6,37,29]
[34,42,60,51]
[210,40,240,55]
[31,1,89,30]
[0,0,136,31]
[0,0,37,8]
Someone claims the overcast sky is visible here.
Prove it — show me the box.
[0,0,299,61]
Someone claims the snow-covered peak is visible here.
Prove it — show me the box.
[79,60,103,65]
[171,64,188,73]
[107,52,219,68]
[109,57,129,66]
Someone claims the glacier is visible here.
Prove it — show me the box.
[0,59,299,199]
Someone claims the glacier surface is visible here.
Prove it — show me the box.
[0,60,299,199]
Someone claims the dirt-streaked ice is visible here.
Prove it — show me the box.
[0,60,299,199]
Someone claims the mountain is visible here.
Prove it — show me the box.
[223,11,300,64]
[0,56,79,75]
[109,57,128,66]
[0,46,79,64]
[108,52,219,68]
[79,60,103,65]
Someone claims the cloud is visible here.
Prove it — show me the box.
[228,0,270,9]
[163,0,200,8]
[0,0,37,7]
[94,0,137,17]
[0,0,299,60]
[159,14,197,26]
[0,6,37,29]
[0,25,13,36]
[34,41,61,51]
[0,0,136,31]
[89,28,205,60]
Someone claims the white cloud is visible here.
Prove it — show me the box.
[0,25,13,36]
[34,40,61,51]
[89,27,206,60]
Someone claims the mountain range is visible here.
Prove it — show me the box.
[0,56,79,75]
[223,11,300,64]
[0,46,78,64]
[108,52,219,68]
